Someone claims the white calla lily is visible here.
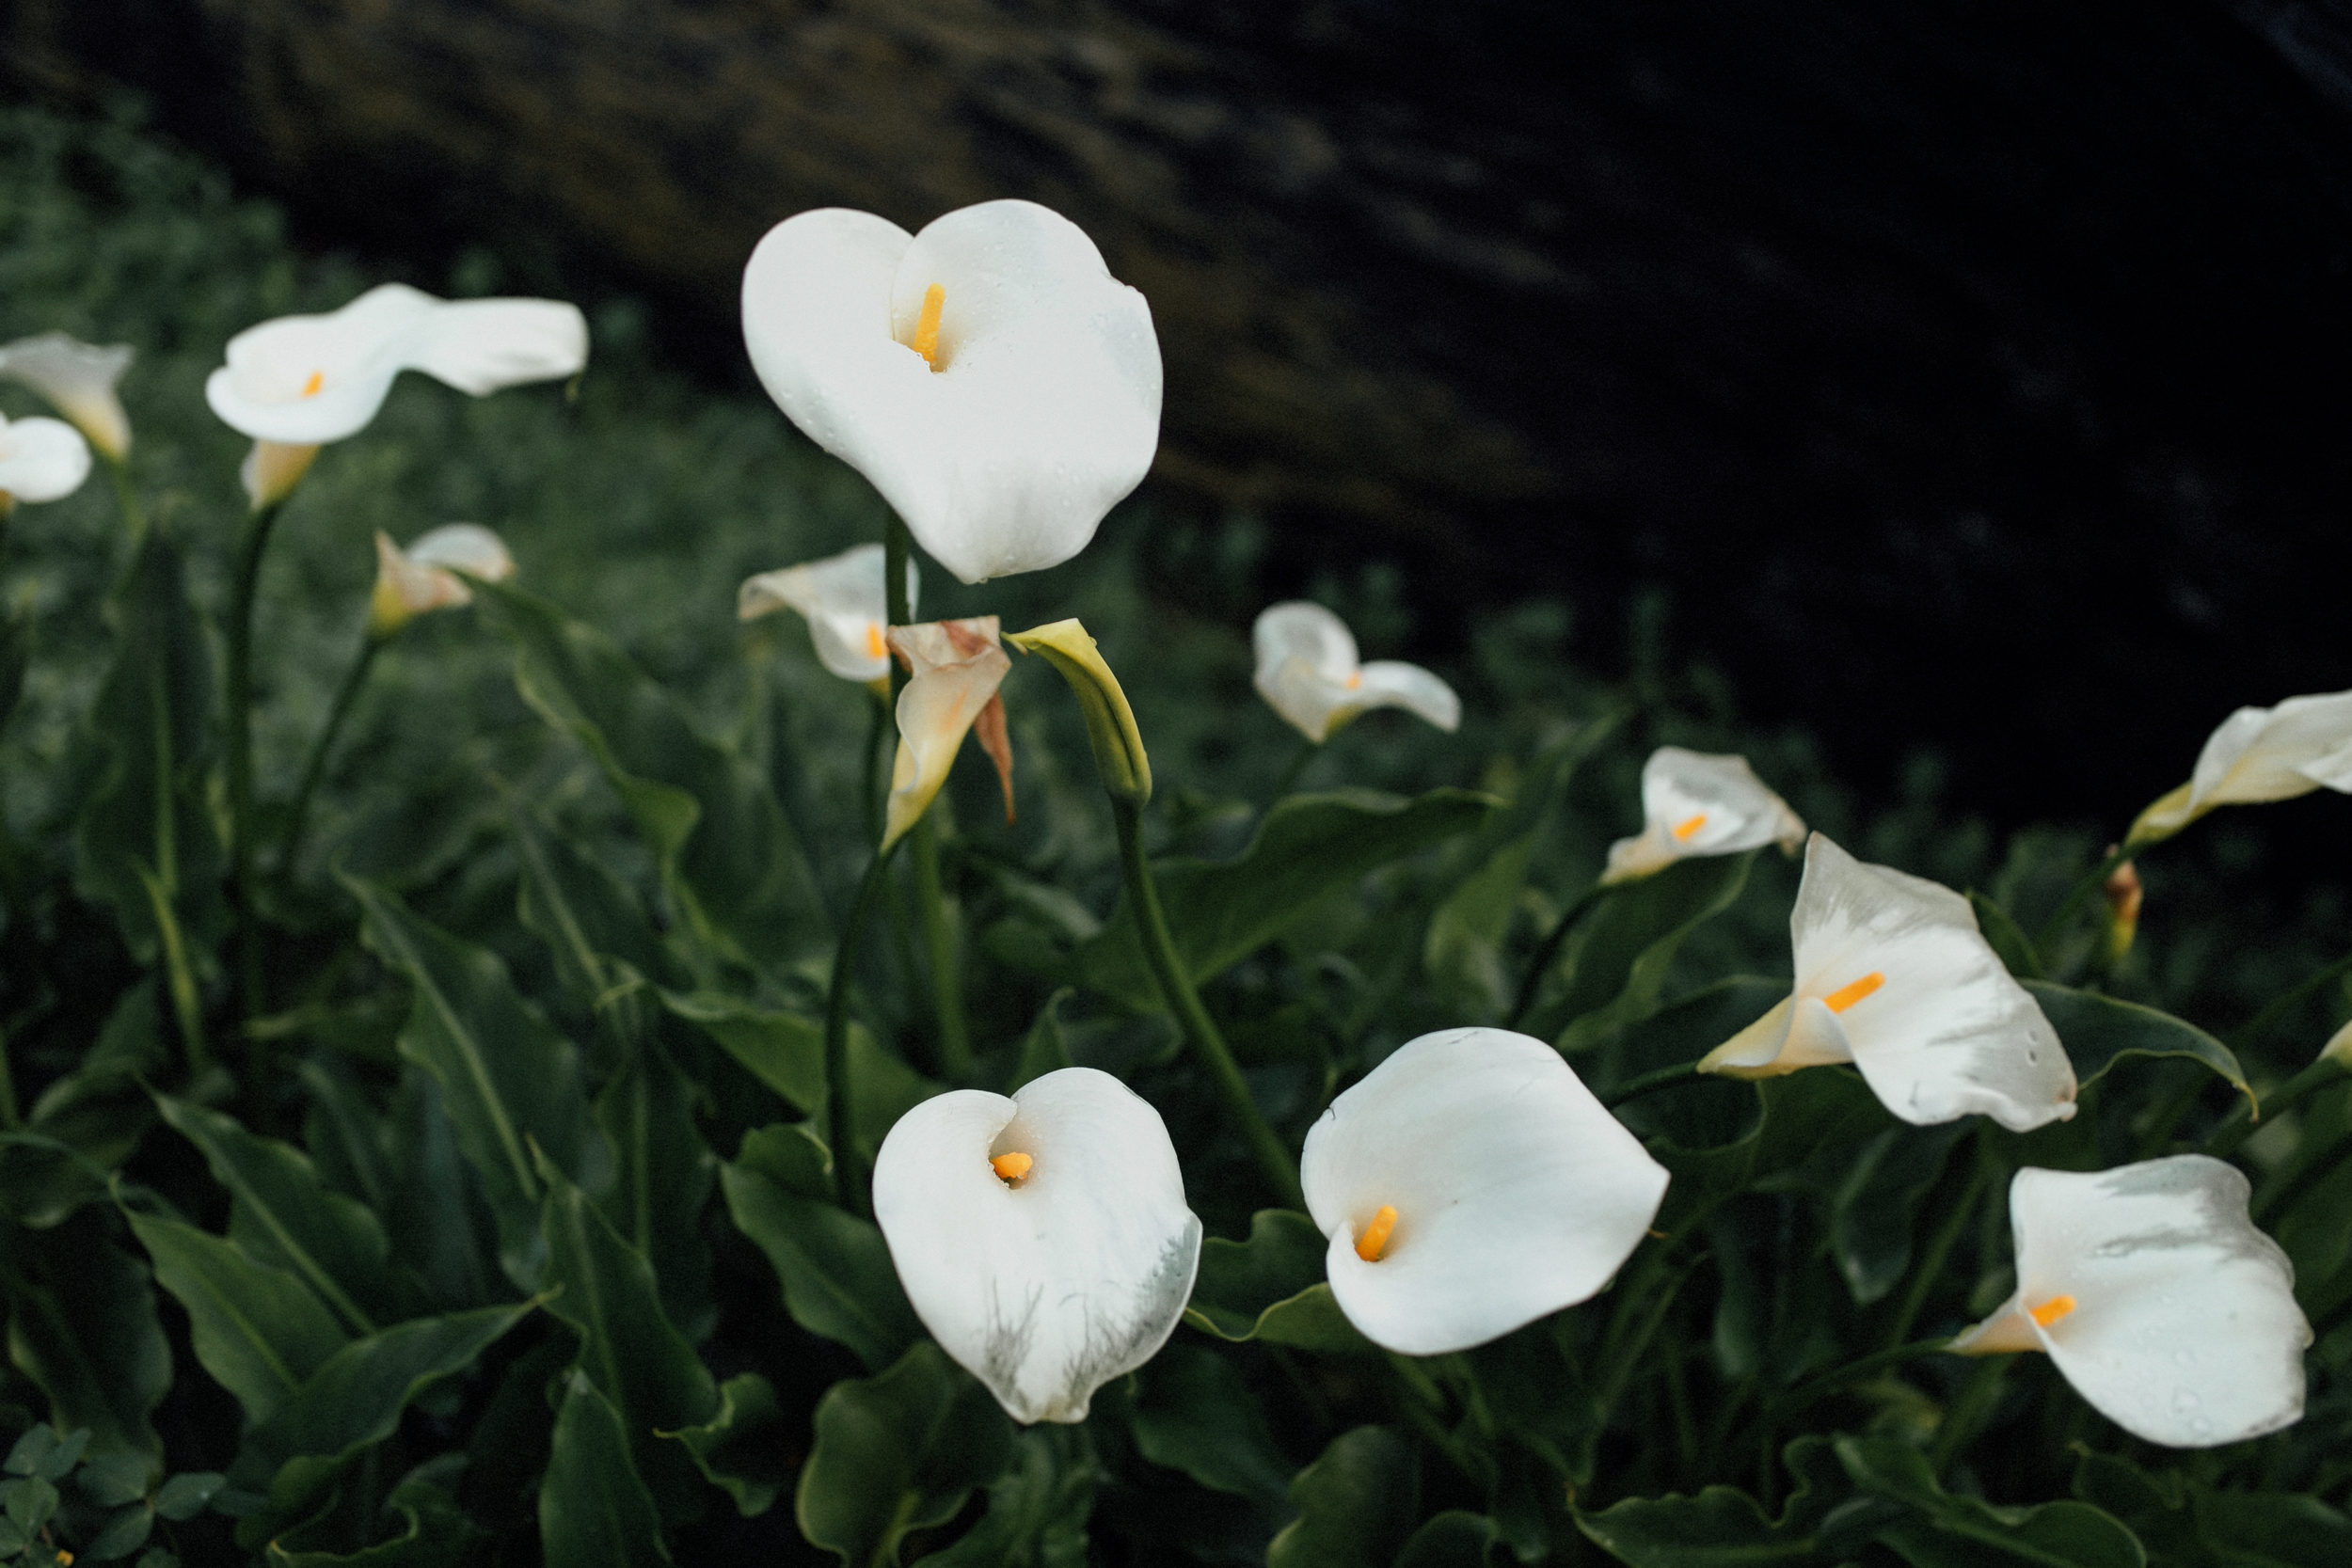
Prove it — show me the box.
[1251,601,1460,744]
[1301,1026,1668,1356]
[1699,833,2076,1132]
[0,332,134,460]
[1952,1157,2308,1448]
[1602,747,1806,884]
[0,410,92,507]
[740,200,1161,584]
[883,617,1014,851]
[2128,689,2352,846]
[873,1066,1202,1424]
[738,543,920,685]
[370,524,516,637]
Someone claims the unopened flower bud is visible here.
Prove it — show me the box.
[2103,854,2142,962]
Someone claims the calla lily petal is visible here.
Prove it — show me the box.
[0,332,134,460]
[2129,689,2352,845]
[883,617,1012,850]
[1302,1026,1669,1356]
[742,200,1161,584]
[873,1066,1202,1424]
[1953,1158,2308,1448]
[737,543,919,685]
[1602,747,1806,884]
[1251,601,1460,743]
[0,413,92,504]
[371,523,515,637]
[1700,833,2075,1132]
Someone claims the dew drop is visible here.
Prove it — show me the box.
[2171,1387,2202,1414]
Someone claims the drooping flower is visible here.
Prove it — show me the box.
[370,524,516,638]
[882,617,1015,851]
[0,410,92,510]
[1251,601,1460,744]
[740,200,1161,584]
[1951,1157,2308,1448]
[872,1066,1202,1423]
[1301,1026,1669,1356]
[738,543,919,686]
[2128,689,2352,846]
[1601,747,1806,884]
[1698,833,2076,1132]
[0,332,134,460]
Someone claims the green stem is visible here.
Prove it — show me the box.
[823,845,899,1219]
[2228,950,2352,1054]
[1271,737,1317,799]
[1929,1355,2009,1473]
[106,453,146,548]
[1883,1136,1991,1349]
[0,1022,19,1129]
[884,515,912,670]
[2033,842,2137,954]
[861,687,889,848]
[2207,1056,2348,1160]
[278,632,380,879]
[1766,1338,1954,1423]
[1111,796,1304,1209]
[226,499,285,1022]
[909,816,972,1081]
[1504,879,1606,1031]
[2254,1121,2352,1227]
[1602,1059,1704,1111]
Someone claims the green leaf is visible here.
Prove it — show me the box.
[593,1039,717,1343]
[483,581,824,971]
[78,1449,151,1507]
[1827,1123,1970,1307]
[1395,1512,1502,1568]
[1836,1435,2145,1568]
[1009,989,1076,1093]
[1076,788,1498,1006]
[735,1122,833,1198]
[382,1069,503,1312]
[660,1371,781,1519]
[1969,892,2046,981]
[3,1210,170,1466]
[7,1473,58,1536]
[2190,1483,2352,1566]
[508,794,672,1002]
[153,1096,417,1336]
[1131,1343,1292,1509]
[660,993,942,1161]
[126,1210,347,1425]
[1576,1434,1854,1565]
[919,1426,1101,1567]
[86,1499,155,1560]
[350,877,606,1289]
[72,528,227,967]
[3,1424,54,1475]
[3,985,168,1227]
[2023,980,2249,1102]
[1650,1066,1891,1239]
[795,1339,1015,1568]
[1529,851,1757,1052]
[719,1161,919,1373]
[153,1472,225,1521]
[265,1472,485,1566]
[1182,1209,1324,1337]
[29,1426,87,1481]
[539,1371,674,1568]
[1266,1426,1418,1568]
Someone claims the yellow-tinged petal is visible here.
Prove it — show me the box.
[240,438,319,511]
[1602,747,1806,885]
[0,332,134,460]
[1249,601,1459,743]
[370,523,511,638]
[1007,617,1152,805]
[2320,1017,2352,1070]
[737,543,918,684]
[2129,689,2352,845]
[882,617,1012,850]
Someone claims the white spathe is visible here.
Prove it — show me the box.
[1699,833,2076,1132]
[1952,1157,2309,1448]
[0,332,134,460]
[2129,689,2352,845]
[1602,747,1806,884]
[883,617,1014,851]
[873,1066,1202,1424]
[740,200,1161,584]
[0,411,92,504]
[1251,601,1461,744]
[1301,1027,1668,1356]
[206,282,588,445]
[738,543,920,685]
[371,523,516,636]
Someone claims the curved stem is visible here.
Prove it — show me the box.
[909,816,972,1081]
[2033,842,2137,954]
[1602,1059,1704,1111]
[278,633,380,879]
[1503,879,1607,1031]
[226,499,285,1022]
[1112,796,1303,1209]
[822,845,899,1219]
[1271,737,1317,800]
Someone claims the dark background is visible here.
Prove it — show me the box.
[9,0,2352,838]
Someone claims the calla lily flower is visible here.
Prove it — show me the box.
[206,281,588,446]
[0,332,134,460]
[1952,1157,2308,1448]
[2128,689,2352,846]
[0,410,92,509]
[1251,601,1460,744]
[370,524,516,638]
[1301,1026,1669,1356]
[740,199,1161,584]
[882,617,1015,851]
[872,1066,1202,1423]
[1601,747,1806,884]
[738,543,920,685]
[1699,833,2076,1132]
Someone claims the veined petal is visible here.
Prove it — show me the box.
[736,542,917,684]
[1955,1160,2308,1448]
[0,332,134,459]
[1603,748,1805,884]
[402,297,589,395]
[882,617,1011,850]
[2131,689,2352,842]
[1302,1027,1668,1355]
[241,439,320,511]
[1696,995,1854,1078]
[0,414,92,503]
[872,1067,1202,1424]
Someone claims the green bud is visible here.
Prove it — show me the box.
[1006,618,1152,805]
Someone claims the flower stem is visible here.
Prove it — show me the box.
[1270,737,1317,799]
[106,454,146,549]
[861,686,888,847]
[1503,879,1607,1031]
[909,816,972,1081]
[823,843,900,1219]
[278,632,380,879]
[2206,1055,2348,1160]
[1111,796,1304,1209]
[1764,1337,1955,1423]
[226,499,285,1023]
[2033,842,2137,955]
[1883,1134,1991,1348]
[1601,1059,1704,1110]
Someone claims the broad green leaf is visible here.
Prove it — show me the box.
[735,1121,833,1198]
[1131,1342,1292,1508]
[1970,892,2046,981]
[795,1339,1016,1568]
[382,1069,502,1312]
[464,1327,577,1530]
[660,991,822,1113]
[539,1370,673,1568]
[1395,1512,1502,1568]
[1606,975,1781,1151]
[1530,851,1757,1052]
[86,1498,155,1559]
[1837,1434,2144,1568]
[1266,1426,1418,1568]
[1576,1465,1839,1564]
[660,1371,780,1519]
[6,958,166,1230]
[1009,989,1076,1093]
[266,1473,484,1566]
[1828,1123,1969,1307]
[508,794,672,1003]
[154,1095,417,1335]
[78,1448,150,1506]
[1182,1209,1325,1339]
[350,877,606,1289]
[2024,981,2249,1101]
[0,1130,125,1231]
[154,1472,225,1520]
[1077,788,1498,1007]
[920,1426,1101,1567]
[719,1161,920,1373]
[3,1210,169,1465]
[483,581,824,971]
[126,1212,348,1425]
[1652,1066,1890,1239]
[2191,1483,2352,1566]
[593,1040,717,1343]
[296,1059,395,1217]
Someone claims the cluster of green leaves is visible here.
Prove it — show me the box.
[5,98,2352,1567]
